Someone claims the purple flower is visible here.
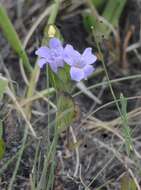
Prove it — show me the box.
[35,38,64,73]
[63,45,97,81]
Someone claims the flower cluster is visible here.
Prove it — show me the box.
[35,38,97,82]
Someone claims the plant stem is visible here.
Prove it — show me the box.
[48,0,60,25]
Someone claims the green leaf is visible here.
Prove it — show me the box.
[0,120,5,160]
[83,0,106,33]
[83,10,97,32]
[0,120,3,139]
[49,64,73,93]
[56,93,75,132]
[0,139,5,160]
[83,0,126,39]
[121,175,129,190]
[83,11,106,42]
[120,175,137,190]
[0,4,32,72]
[102,0,126,27]
[129,179,137,190]
[0,75,8,99]
[92,0,106,10]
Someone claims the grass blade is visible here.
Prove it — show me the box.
[0,120,5,160]
[0,4,32,73]
[120,93,133,156]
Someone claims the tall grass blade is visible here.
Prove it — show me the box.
[0,4,32,72]
[0,120,5,159]
[120,94,133,156]
[121,175,137,190]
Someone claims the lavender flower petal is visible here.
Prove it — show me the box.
[49,38,62,49]
[83,65,95,79]
[64,45,97,81]
[49,61,58,73]
[70,67,84,81]
[36,38,65,71]
[82,48,97,65]
[63,45,81,66]
[35,47,50,59]
[37,58,48,68]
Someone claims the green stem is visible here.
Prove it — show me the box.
[48,0,60,25]
[96,40,122,116]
